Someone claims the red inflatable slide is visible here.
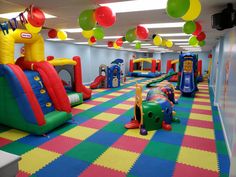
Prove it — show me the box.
[90,75,106,89]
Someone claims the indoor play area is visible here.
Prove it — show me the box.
[0,1,235,177]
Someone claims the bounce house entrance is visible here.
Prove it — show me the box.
[59,69,72,89]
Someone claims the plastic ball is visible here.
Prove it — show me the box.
[95,6,116,27]
[166,0,190,18]
[183,21,196,34]
[182,0,201,21]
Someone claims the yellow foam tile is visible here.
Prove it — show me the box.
[194,98,210,103]
[93,112,119,122]
[127,97,135,101]
[0,129,29,141]
[94,147,139,173]
[108,92,123,96]
[177,147,218,172]
[113,104,133,110]
[19,148,60,174]
[189,113,213,122]
[124,129,156,140]
[62,126,97,140]
[93,97,111,102]
[185,126,215,139]
[192,104,212,110]
[119,89,132,92]
[195,93,209,96]
[74,103,95,110]
[199,90,209,93]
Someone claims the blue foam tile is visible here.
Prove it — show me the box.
[89,106,110,112]
[85,130,122,146]
[113,114,133,124]
[35,155,90,177]
[215,130,225,141]
[174,107,192,113]
[179,117,188,125]
[218,154,230,174]
[129,154,175,177]
[151,130,184,145]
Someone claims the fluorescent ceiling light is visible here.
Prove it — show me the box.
[104,36,123,39]
[100,0,167,13]
[62,28,82,33]
[141,22,184,29]
[46,38,74,41]
[94,45,108,47]
[175,43,189,45]
[0,11,56,19]
[159,33,190,37]
[74,42,88,45]
[179,45,200,48]
[130,43,152,46]
[169,39,189,42]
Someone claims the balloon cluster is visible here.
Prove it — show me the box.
[187,22,206,47]
[0,5,45,35]
[126,25,149,43]
[78,6,116,45]
[107,37,126,50]
[48,29,68,40]
[152,34,173,48]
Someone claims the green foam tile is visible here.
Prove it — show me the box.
[214,122,222,131]
[0,142,34,155]
[216,141,228,155]
[171,124,186,134]
[53,123,77,135]
[102,122,127,135]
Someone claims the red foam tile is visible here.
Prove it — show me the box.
[112,135,148,153]
[173,163,218,177]
[193,101,211,106]
[187,119,214,129]
[182,135,216,152]
[79,164,126,177]
[122,101,134,105]
[80,119,109,129]
[191,109,212,115]
[85,100,102,105]
[40,135,81,154]
[71,108,84,116]
[16,171,31,177]
[106,108,128,115]
[0,137,12,147]
[195,95,210,99]
[197,91,209,94]
[102,95,116,99]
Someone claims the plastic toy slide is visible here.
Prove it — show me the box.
[90,75,106,89]
[179,70,195,96]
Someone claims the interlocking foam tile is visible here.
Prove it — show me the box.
[218,154,230,174]
[113,103,133,110]
[122,100,134,105]
[177,147,218,172]
[173,163,219,177]
[86,130,122,146]
[85,100,103,105]
[92,112,120,122]
[62,126,98,140]
[143,141,180,161]
[193,101,211,106]
[65,141,107,162]
[0,141,34,155]
[192,104,211,110]
[80,119,109,129]
[182,135,216,152]
[102,95,116,99]
[74,103,95,110]
[102,122,127,135]
[151,131,184,145]
[19,148,60,174]
[196,93,210,97]
[93,97,111,102]
[191,108,212,115]
[126,97,135,101]
[0,129,28,141]
[195,95,210,99]
[124,129,156,140]
[0,137,12,147]
[80,164,126,177]
[17,170,31,177]
[108,92,123,96]
[53,122,77,135]
[189,113,212,122]
[39,135,81,154]
[185,126,215,140]
[216,141,228,155]
[35,155,90,177]
[119,89,132,92]
[71,108,84,115]
[129,154,176,177]
[94,147,139,173]
[105,108,128,115]
[215,130,225,141]
[194,98,210,103]
[187,119,214,129]
[112,135,148,153]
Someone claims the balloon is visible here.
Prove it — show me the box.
[95,6,116,27]
[78,9,96,30]
[27,7,45,27]
[197,32,206,41]
[189,35,198,45]
[57,30,67,40]
[88,39,93,46]
[108,41,113,47]
[166,0,190,18]
[198,40,205,47]
[93,27,104,40]
[82,30,94,39]
[192,21,202,36]
[136,25,149,40]
[116,38,123,47]
[122,36,126,41]
[166,40,173,48]
[48,29,57,38]
[113,42,121,49]
[153,35,162,46]
[90,36,96,43]
[152,34,156,39]
[25,23,42,33]
[162,39,167,46]
[183,21,196,34]
[135,42,141,49]
[182,0,201,21]
[126,28,136,43]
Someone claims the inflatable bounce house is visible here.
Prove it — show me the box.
[90,62,121,89]
[166,59,179,82]
[129,58,161,77]
[176,53,199,97]
[0,29,72,135]
[125,81,179,135]
[47,56,92,106]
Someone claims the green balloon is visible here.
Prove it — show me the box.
[135,42,141,49]
[126,28,136,43]
[94,27,104,40]
[189,35,198,45]
[78,9,96,31]
[183,21,196,34]
[166,0,190,18]
[198,40,205,47]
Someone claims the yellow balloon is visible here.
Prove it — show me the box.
[113,42,121,49]
[57,30,67,40]
[182,0,201,21]
[88,39,94,46]
[82,30,94,39]
[25,23,42,33]
[153,35,162,46]
[166,40,173,48]
[161,39,167,46]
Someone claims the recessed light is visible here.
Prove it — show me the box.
[0,11,56,19]
[46,38,74,41]
[141,22,185,29]
[130,43,152,46]
[103,36,123,39]
[74,42,88,45]
[159,33,190,37]
[62,28,82,33]
[168,39,189,42]
[175,43,189,45]
[94,45,108,47]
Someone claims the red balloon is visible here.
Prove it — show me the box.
[27,7,45,27]
[197,32,206,41]
[192,22,202,36]
[107,41,113,47]
[208,54,212,58]
[116,38,123,47]
[90,36,96,43]
[48,29,57,38]
[136,25,149,40]
[95,6,116,27]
